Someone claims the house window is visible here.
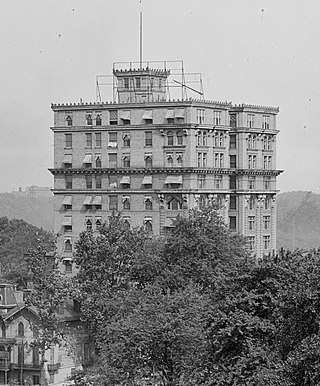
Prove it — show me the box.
[109,110,118,125]
[135,77,141,89]
[247,114,255,128]
[176,131,183,145]
[248,155,256,169]
[229,113,237,128]
[197,175,206,189]
[85,218,92,231]
[229,195,237,210]
[229,175,237,189]
[33,346,39,366]
[214,175,223,189]
[109,153,117,168]
[95,156,102,168]
[65,175,72,189]
[248,216,255,231]
[95,217,102,231]
[167,131,174,146]
[95,175,102,189]
[144,219,153,232]
[33,376,40,386]
[86,133,92,148]
[263,135,273,150]
[86,113,92,125]
[64,238,72,252]
[95,113,102,126]
[108,132,117,148]
[145,131,152,147]
[124,78,129,89]
[263,215,271,230]
[176,153,183,166]
[123,155,130,168]
[86,175,93,189]
[214,153,224,168]
[264,196,271,210]
[263,156,268,170]
[109,195,118,210]
[263,235,271,250]
[247,135,256,149]
[109,175,117,189]
[18,346,23,365]
[123,134,130,147]
[123,217,131,228]
[213,111,221,125]
[145,197,153,211]
[65,133,72,148]
[197,109,205,124]
[197,131,207,146]
[229,134,236,149]
[95,133,102,147]
[17,322,24,337]
[197,153,207,167]
[230,155,237,168]
[248,176,256,190]
[167,197,182,210]
[159,79,162,89]
[145,155,152,168]
[167,153,174,167]
[264,176,271,190]
[229,216,237,231]
[123,197,130,210]
[262,115,270,130]
[249,196,255,210]
[248,236,255,251]
[66,115,72,126]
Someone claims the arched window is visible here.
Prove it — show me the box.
[145,155,152,168]
[176,153,183,166]
[249,196,255,210]
[123,135,130,147]
[123,198,130,210]
[167,197,182,211]
[202,131,207,146]
[219,132,224,147]
[95,114,102,126]
[167,154,173,167]
[66,115,72,126]
[145,198,152,211]
[86,114,93,126]
[144,219,153,233]
[18,322,24,337]
[64,239,72,252]
[85,218,92,231]
[252,135,256,149]
[123,156,130,168]
[176,131,183,145]
[95,156,102,168]
[167,131,174,146]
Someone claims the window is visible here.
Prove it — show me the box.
[33,346,39,366]
[63,154,72,168]
[93,195,102,210]
[64,238,72,252]
[167,197,182,210]
[65,175,72,189]
[248,155,256,169]
[264,176,271,190]
[263,215,270,230]
[247,114,255,128]
[95,133,102,147]
[123,134,130,147]
[167,153,174,167]
[33,376,40,386]
[263,156,268,170]
[85,218,92,231]
[214,175,223,189]
[18,346,23,365]
[123,197,130,210]
[263,135,273,150]
[229,216,237,231]
[124,78,129,89]
[248,236,255,251]
[248,216,255,231]
[176,153,183,166]
[144,219,153,232]
[249,196,255,210]
[145,197,153,211]
[109,195,118,210]
[229,195,237,210]
[263,235,271,250]
[86,133,92,148]
[17,322,24,337]
[109,153,117,168]
[63,217,72,232]
[197,131,207,146]
[197,175,206,189]
[230,155,237,168]
[229,134,236,149]
[230,175,237,189]
[167,131,174,146]
[197,109,205,124]
[197,153,207,167]
[145,154,152,168]
[264,196,271,210]
[247,135,256,149]
[268,156,272,169]
[176,131,183,145]
[95,175,102,189]
[95,217,102,231]
[108,132,117,148]
[95,113,102,126]
[86,175,92,189]
[262,115,270,129]
[142,175,152,189]
[49,374,55,384]
[86,113,92,125]
[229,113,237,128]
[123,155,130,168]
[65,133,72,148]
[145,131,152,147]
[109,175,117,189]
[213,111,221,125]
[214,153,224,168]
[135,77,141,89]
[109,110,118,125]
[95,156,102,168]
[248,176,256,190]
[143,110,153,124]
[66,115,72,126]
[159,79,162,90]
[123,217,131,228]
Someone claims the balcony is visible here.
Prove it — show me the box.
[47,363,60,372]
[11,363,40,371]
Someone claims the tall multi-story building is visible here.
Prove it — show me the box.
[50,60,282,272]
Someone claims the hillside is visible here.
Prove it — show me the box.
[277,191,320,250]
[0,193,53,231]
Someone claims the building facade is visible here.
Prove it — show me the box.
[50,62,282,271]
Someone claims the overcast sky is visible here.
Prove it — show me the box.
[1,0,319,193]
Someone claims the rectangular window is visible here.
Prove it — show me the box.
[109,110,118,125]
[197,175,206,189]
[263,215,271,230]
[124,78,129,89]
[86,133,92,148]
[197,109,205,124]
[248,236,255,251]
[247,114,255,128]
[214,175,223,189]
[229,175,237,189]
[229,216,237,230]
[229,134,236,149]
[264,196,271,210]
[108,132,117,148]
[145,131,152,147]
[230,155,237,168]
[95,175,102,189]
[248,155,256,169]
[135,77,141,89]
[109,195,118,211]
[33,376,40,385]
[264,176,271,190]
[248,176,256,190]
[248,216,255,231]
[263,156,268,170]
[263,235,271,250]
[268,156,272,169]
[229,113,237,128]
[65,175,72,189]
[229,195,237,210]
[262,115,270,130]
[109,175,117,189]
[86,175,92,189]
[65,133,72,148]
[109,153,117,168]
[95,133,101,147]
[95,217,102,231]
[213,111,221,125]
